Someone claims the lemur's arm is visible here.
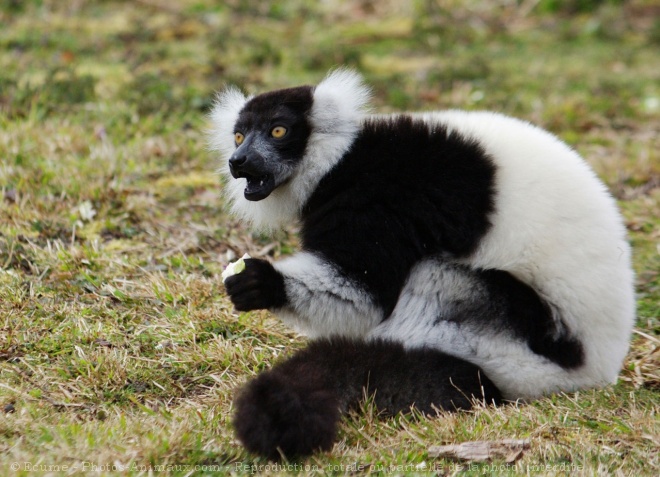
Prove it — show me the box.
[224,253,384,338]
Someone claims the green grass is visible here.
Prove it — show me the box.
[1,0,658,475]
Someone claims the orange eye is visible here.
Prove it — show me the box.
[234,132,244,146]
[271,126,287,138]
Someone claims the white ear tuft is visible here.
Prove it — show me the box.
[207,86,248,162]
[268,68,370,229]
[311,68,371,134]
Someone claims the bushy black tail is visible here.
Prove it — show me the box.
[233,338,501,459]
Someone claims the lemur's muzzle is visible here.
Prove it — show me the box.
[229,146,276,202]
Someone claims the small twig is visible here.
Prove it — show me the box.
[633,329,660,344]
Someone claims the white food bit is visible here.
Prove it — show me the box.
[222,253,251,282]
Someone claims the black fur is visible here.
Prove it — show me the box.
[224,259,287,311]
[426,263,584,369]
[233,367,340,460]
[233,338,501,459]
[234,85,314,166]
[478,269,584,368]
[301,115,496,316]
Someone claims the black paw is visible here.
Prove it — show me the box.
[233,371,340,460]
[224,259,287,311]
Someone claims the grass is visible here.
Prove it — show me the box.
[0,0,658,475]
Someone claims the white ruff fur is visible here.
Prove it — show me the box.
[208,69,371,230]
[209,70,635,399]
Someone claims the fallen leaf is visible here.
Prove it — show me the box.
[428,439,530,462]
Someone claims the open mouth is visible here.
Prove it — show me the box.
[243,173,276,201]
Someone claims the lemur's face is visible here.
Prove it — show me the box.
[229,86,314,201]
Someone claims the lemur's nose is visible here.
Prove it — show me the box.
[229,153,248,174]
[229,151,266,179]
[229,154,247,179]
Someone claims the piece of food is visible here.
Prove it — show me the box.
[222,253,251,282]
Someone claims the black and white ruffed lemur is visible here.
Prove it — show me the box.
[208,69,635,460]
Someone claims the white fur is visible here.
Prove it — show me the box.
[273,252,382,338]
[208,69,371,231]
[208,87,248,163]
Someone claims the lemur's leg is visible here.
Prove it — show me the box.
[233,338,501,460]
[369,259,584,399]
[224,253,383,338]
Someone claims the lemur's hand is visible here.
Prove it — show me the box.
[224,259,287,311]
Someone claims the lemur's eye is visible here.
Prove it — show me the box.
[234,132,245,146]
[271,126,287,139]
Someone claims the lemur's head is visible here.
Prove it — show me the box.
[208,69,371,229]
[228,86,314,201]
